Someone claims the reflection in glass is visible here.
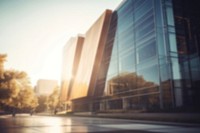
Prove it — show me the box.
[102,0,161,111]
[107,70,159,96]
[138,41,156,63]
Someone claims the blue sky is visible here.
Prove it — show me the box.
[0,0,122,85]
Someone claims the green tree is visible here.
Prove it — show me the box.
[0,54,38,114]
[46,86,60,114]
[0,54,7,79]
[35,95,48,112]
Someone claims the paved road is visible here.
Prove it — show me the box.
[0,114,200,133]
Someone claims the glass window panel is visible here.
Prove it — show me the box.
[107,59,118,76]
[171,58,181,79]
[136,32,155,47]
[134,0,146,9]
[136,22,155,39]
[169,33,178,52]
[180,61,191,80]
[118,72,137,91]
[118,23,134,36]
[138,40,156,62]
[156,28,166,56]
[118,0,133,15]
[154,0,163,27]
[137,65,159,88]
[118,13,133,25]
[134,0,153,20]
[166,6,175,26]
[190,57,200,80]
[119,51,135,72]
[118,37,134,52]
[134,8,154,25]
[135,14,154,29]
[118,20,133,34]
[160,63,171,82]
[174,88,183,106]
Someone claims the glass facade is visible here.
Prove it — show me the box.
[172,0,200,109]
[100,0,162,111]
[94,0,200,112]
[62,0,200,112]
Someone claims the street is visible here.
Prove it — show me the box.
[0,114,200,133]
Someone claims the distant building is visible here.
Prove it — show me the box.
[35,79,58,96]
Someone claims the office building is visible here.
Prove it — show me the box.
[60,36,84,104]
[35,79,58,96]
[62,0,200,112]
[68,10,112,111]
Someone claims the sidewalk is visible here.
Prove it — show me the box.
[70,112,200,124]
[36,111,200,124]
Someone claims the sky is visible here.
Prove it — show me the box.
[0,0,123,86]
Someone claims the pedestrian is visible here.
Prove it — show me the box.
[54,109,57,115]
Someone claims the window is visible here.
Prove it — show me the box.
[166,6,175,26]
[134,0,153,19]
[137,65,159,87]
[120,51,135,72]
[169,33,178,52]
[138,40,156,62]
